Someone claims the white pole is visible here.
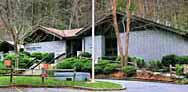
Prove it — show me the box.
[91,0,95,83]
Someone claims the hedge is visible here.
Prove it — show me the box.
[56,57,119,74]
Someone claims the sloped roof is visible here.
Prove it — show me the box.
[30,26,83,39]
[76,11,187,37]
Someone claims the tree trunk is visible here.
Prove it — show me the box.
[111,0,125,68]
[124,0,131,66]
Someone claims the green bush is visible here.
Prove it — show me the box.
[31,52,54,63]
[148,60,167,72]
[176,64,184,76]
[79,52,91,58]
[162,54,188,67]
[57,57,92,72]
[129,57,145,68]
[4,53,17,67]
[31,52,44,60]
[176,56,188,64]
[82,61,91,72]
[161,54,177,67]
[123,65,137,77]
[56,57,78,69]
[3,53,32,68]
[0,62,7,75]
[0,61,5,68]
[57,58,119,74]
[103,63,118,74]
[95,60,109,74]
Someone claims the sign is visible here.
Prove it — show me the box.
[43,64,49,69]
[4,60,11,67]
[40,73,48,78]
[183,64,188,74]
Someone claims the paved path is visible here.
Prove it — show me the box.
[99,79,188,92]
[0,80,188,92]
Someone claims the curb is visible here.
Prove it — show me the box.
[0,85,126,91]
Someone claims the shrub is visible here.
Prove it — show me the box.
[0,61,7,74]
[95,60,109,74]
[161,54,177,67]
[0,61,5,68]
[123,65,137,77]
[95,65,103,74]
[56,57,78,69]
[148,60,166,72]
[82,61,91,72]
[57,57,91,72]
[3,53,32,68]
[176,64,184,76]
[129,57,145,69]
[31,52,54,63]
[57,58,119,74]
[4,53,17,67]
[103,64,118,74]
[79,52,91,58]
[176,56,188,64]
[19,53,32,68]
[31,52,44,60]
[162,54,188,67]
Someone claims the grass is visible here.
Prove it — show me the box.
[0,76,122,89]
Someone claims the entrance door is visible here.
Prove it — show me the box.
[66,39,82,57]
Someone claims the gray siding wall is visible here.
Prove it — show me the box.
[25,41,66,57]
[82,35,105,61]
[119,30,188,61]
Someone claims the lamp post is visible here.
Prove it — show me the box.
[91,0,95,83]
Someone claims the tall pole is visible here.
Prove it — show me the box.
[91,0,95,83]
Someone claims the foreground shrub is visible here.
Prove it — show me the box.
[57,58,119,74]
[162,54,188,67]
[0,61,7,74]
[176,64,184,76]
[31,52,54,63]
[57,57,91,72]
[95,60,118,74]
[0,61,5,68]
[148,60,167,72]
[123,65,137,77]
[103,63,118,74]
[4,53,32,68]
[57,57,79,69]
[176,56,188,64]
[129,57,145,69]
[161,54,177,67]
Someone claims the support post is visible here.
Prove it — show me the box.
[10,68,13,83]
[41,68,45,84]
[73,67,76,81]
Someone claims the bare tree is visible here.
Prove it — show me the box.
[111,0,125,68]
[124,0,131,66]
[0,0,36,68]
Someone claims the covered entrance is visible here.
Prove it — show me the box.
[66,39,82,57]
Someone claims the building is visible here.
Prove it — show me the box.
[24,12,188,62]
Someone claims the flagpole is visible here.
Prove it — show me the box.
[91,0,95,83]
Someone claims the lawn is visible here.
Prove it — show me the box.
[0,76,122,89]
